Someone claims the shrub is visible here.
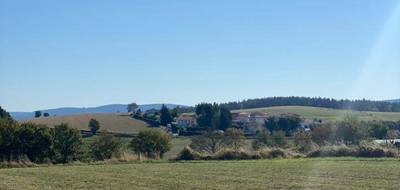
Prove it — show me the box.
[130,129,171,159]
[308,144,358,157]
[252,130,287,150]
[88,119,100,135]
[358,142,398,158]
[215,150,253,160]
[311,123,336,145]
[190,131,225,154]
[177,147,201,160]
[336,115,366,144]
[223,128,246,151]
[52,123,83,163]
[269,148,287,158]
[90,132,122,160]
[367,121,389,139]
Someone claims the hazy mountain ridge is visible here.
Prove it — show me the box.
[11,104,189,120]
[386,99,400,103]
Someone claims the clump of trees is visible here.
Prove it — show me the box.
[0,120,82,164]
[130,129,171,159]
[264,115,301,136]
[195,103,232,130]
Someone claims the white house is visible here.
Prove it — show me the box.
[176,114,197,128]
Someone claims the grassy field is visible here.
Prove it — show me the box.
[0,158,399,189]
[22,113,149,134]
[233,106,400,121]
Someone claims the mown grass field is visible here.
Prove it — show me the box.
[233,106,400,121]
[0,158,399,190]
[22,113,149,134]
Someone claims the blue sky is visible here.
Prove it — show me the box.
[1,0,399,111]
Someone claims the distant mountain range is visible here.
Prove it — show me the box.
[10,104,189,120]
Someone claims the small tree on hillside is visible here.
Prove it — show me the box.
[88,118,100,135]
[130,129,171,159]
[127,102,138,113]
[43,113,50,117]
[160,105,173,126]
[34,111,42,118]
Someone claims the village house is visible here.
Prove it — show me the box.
[232,112,251,123]
[176,114,197,128]
[249,112,269,125]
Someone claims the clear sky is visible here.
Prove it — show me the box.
[1,0,399,112]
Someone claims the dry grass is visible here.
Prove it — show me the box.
[22,113,149,134]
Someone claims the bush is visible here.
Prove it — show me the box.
[88,118,100,135]
[269,148,287,158]
[215,150,253,160]
[177,147,201,160]
[90,132,122,160]
[190,131,225,154]
[311,123,336,145]
[308,144,358,157]
[358,142,398,158]
[252,130,287,150]
[130,129,171,159]
[336,115,366,144]
[223,128,246,151]
[53,123,83,163]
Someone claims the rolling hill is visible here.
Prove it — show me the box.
[22,113,150,134]
[233,106,400,121]
[11,103,189,120]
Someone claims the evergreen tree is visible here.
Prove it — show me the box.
[160,105,173,126]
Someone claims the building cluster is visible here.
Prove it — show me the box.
[139,108,312,135]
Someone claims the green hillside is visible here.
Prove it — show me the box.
[233,106,400,121]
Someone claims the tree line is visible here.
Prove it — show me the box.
[0,106,172,164]
[220,96,400,112]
